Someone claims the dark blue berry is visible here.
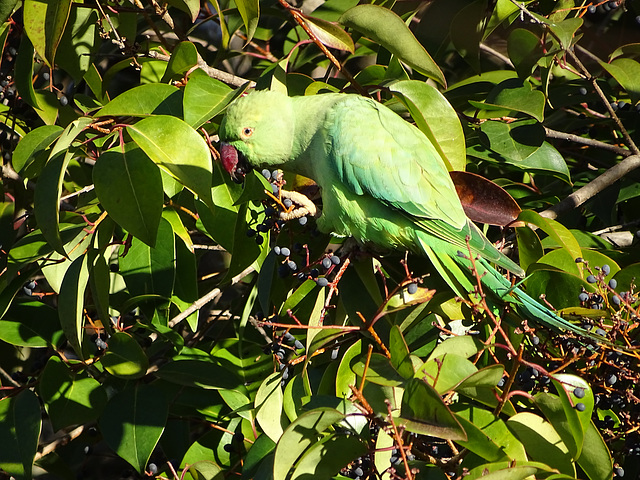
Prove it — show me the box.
[602,264,611,275]
[595,328,606,337]
[575,402,586,412]
[148,463,158,474]
[612,295,621,305]
[223,443,234,452]
[273,246,281,255]
[287,260,298,271]
[608,278,617,289]
[322,257,332,269]
[330,255,340,265]
[294,340,304,350]
[407,283,418,295]
[310,268,319,278]
[532,336,540,345]
[578,292,589,302]
[614,467,624,477]
[59,95,68,106]
[255,235,264,245]
[316,277,329,287]
[578,87,588,95]
[26,281,36,290]
[261,169,271,180]
[283,198,292,209]
[246,229,256,237]
[280,247,291,257]
[586,275,597,284]
[298,216,307,226]
[271,184,279,195]
[330,348,339,360]
[606,374,617,385]
[574,387,585,398]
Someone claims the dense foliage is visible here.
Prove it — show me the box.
[1,0,639,479]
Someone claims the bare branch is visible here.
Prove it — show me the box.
[545,127,631,157]
[145,50,255,88]
[168,265,255,328]
[541,154,640,219]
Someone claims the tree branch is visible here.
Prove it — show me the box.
[541,154,640,219]
[145,50,255,88]
[545,127,631,157]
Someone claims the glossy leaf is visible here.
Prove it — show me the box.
[162,41,198,83]
[600,57,640,104]
[399,378,467,440]
[58,252,91,359]
[183,69,235,129]
[508,28,544,79]
[236,0,259,43]
[390,80,465,171]
[127,115,214,207]
[97,84,183,117]
[11,124,62,174]
[23,0,72,67]
[39,356,107,431]
[485,79,546,122]
[273,408,344,480]
[99,384,168,474]
[34,151,73,256]
[156,359,240,390]
[290,434,368,480]
[301,14,354,53]
[0,389,41,480]
[518,210,582,264]
[0,301,64,347]
[577,420,613,480]
[255,372,286,442]
[93,145,163,247]
[101,331,149,379]
[507,412,575,477]
[340,5,446,86]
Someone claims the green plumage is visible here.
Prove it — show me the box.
[219,90,594,340]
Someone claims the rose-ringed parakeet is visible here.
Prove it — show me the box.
[218,90,593,339]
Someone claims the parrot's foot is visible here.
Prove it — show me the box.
[278,190,318,221]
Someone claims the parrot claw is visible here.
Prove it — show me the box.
[278,190,318,219]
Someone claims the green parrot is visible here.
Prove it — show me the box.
[219,90,593,339]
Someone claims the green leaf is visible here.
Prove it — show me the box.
[23,0,72,67]
[340,5,446,86]
[99,384,168,474]
[351,352,406,387]
[452,403,526,462]
[450,0,485,72]
[478,119,545,162]
[508,28,544,79]
[507,412,575,477]
[0,389,41,480]
[162,41,199,83]
[600,57,640,104]
[100,331,149,379]
[577,420,613,480]
[399,378,467,440]
[0,301,64,347]
[417,353,478,394]
[0,0,19,23]
[301,14,354,53]
[235,0,259,43]
[127,115,214,208]
[165,0,200,21]
[156,359,241,390]
[34,151,74,256]
[389,325,414,379]
[272,408,345,480]
[15,34,38,109]
[97,84,183,117]
[183,69,235,129]
[58,252,91,359]
[11,124,62,175]
[290,434,368,480]
[548,16,582,50]
[486,79,546,122]
[390,80,466,171]
[55,6,98,81]
[255,372,286,443]
[39,356,108,431]
[186,461,224,480]
[428,335,483,361]
[518,210,582,264]
[93,145,163,247]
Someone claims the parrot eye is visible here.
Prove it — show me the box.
[242,127,254,137]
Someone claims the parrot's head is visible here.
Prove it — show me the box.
[219,90,295,183]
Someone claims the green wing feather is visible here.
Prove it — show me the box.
[325,95,524,276]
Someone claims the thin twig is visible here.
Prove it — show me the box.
[479,43,514,68]
[545,127,631,157]
[275,0,367,96]
[541,154,640,219]
[145,50,255,88]
[35,424,87,461]
[168,265,255,327]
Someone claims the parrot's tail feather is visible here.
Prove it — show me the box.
[474,257,602,341]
